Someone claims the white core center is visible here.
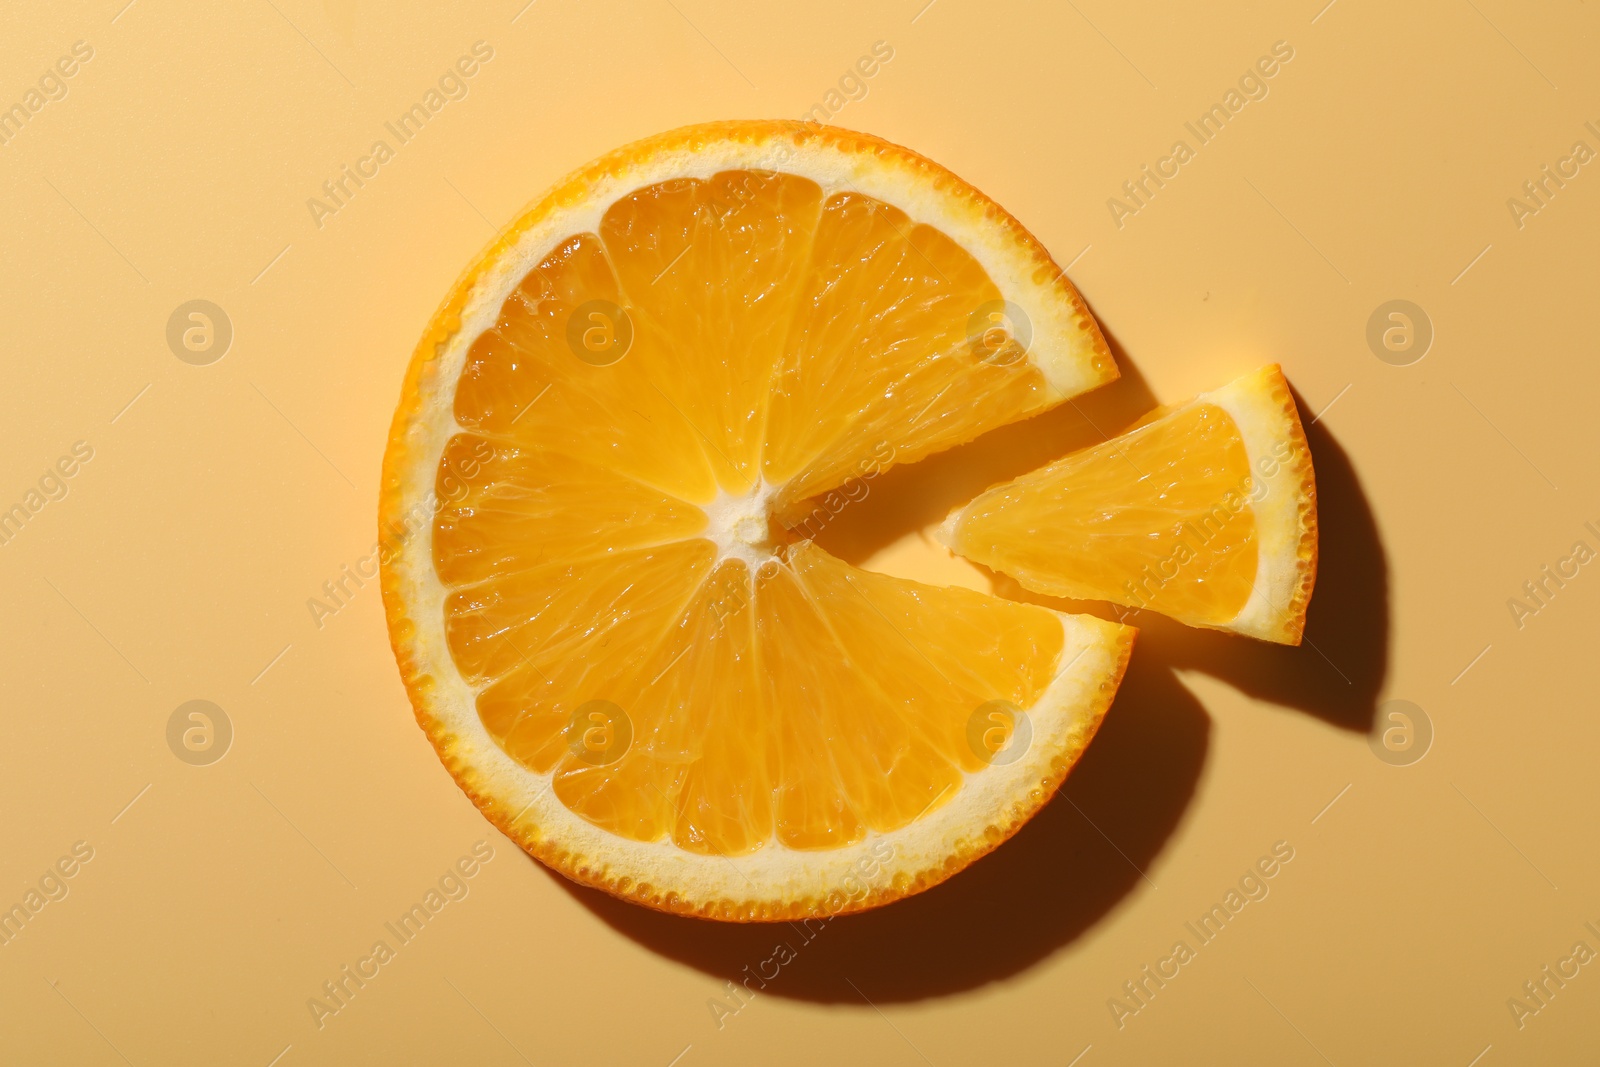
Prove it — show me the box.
[701,483,779,569]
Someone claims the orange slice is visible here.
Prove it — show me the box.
[940,364,1317,644]
[380,121,1134,921]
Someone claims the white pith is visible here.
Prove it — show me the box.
[1196,366,1313,642]
[384,128,1129,912]
[701,482,782,569]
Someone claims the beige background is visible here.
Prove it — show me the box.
[2,0,1597,1063]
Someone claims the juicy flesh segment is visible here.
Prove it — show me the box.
[435,170,1073,856]
[951,403,1258,625]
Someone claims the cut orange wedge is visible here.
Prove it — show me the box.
[380,121,1134,921]
[940,365,1318,644]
